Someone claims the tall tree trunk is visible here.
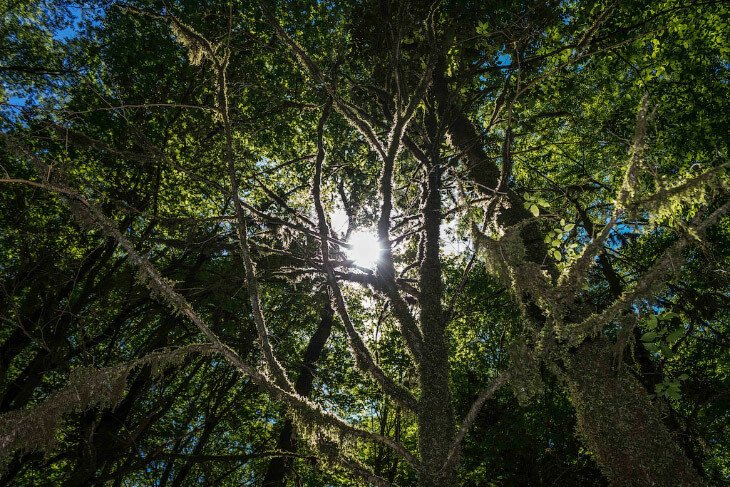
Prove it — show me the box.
[416,159,455,486]
[261,298,334,487]
[417,338,453,487]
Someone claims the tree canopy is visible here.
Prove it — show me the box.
[0,1,728,486]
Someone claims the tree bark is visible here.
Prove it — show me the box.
[416,157,454,486]
[565,339,701,486]
[261,298,334,487]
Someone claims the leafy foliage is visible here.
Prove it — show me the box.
[0,1,728,486]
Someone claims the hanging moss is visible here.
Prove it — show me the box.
[638,164,730,229]
[507,339,544,405]
[0,345,212,471]
[169,21,209,66]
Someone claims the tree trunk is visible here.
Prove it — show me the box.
[416,340,454,487]
[261,298,334,486]
[565,339,701,486]
[416,160,455,486]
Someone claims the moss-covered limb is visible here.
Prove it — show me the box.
[558,95,650,296]
[81,189,418,467]
[1,168,421,470]
[120,6,219,69]
[507,206,720,485]
[627,162,730,222]
[324,216,419,409]
[310,105,419,412]
[122,3,296,394]
[383,284,425,362]
[0,345,212,466]
[471,221,561,327]
[373,164,424,361]
[439,89,709,485]
[563,339,702,486]
[374,71,433,365]
[265,0,429,363]
[557,212,618,293]
[202,8,294,394]
[571,198,624,297]
[568,200,730,346]
[616,94,652,209]
[220,82,293,393]
[267,0,431,364]
[372,175,426,362]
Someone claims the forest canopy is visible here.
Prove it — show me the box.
[0,0,728,485]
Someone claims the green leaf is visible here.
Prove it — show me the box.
[666,329,684,344]
[641,331,658,342]
[529,205,540,217]
[646,316,658,330]
[666,381,681,400]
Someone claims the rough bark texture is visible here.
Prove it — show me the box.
[416,160,455,486]
[565,339,701,486]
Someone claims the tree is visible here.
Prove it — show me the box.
[1,0,728,485]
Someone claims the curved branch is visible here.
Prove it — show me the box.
[310,103,419,412]
[440,372,510,474]
[0,172,421,468]
[569,201,730,345]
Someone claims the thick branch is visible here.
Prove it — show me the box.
[310,104,419,412]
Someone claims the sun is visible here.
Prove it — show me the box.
[346,230,381,268]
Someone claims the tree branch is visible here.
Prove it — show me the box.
[310,103,419,412]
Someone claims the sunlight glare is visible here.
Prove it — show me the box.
[330,206,349,233]
[347,230,381,268]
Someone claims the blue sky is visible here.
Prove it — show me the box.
[4,3,90,109]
